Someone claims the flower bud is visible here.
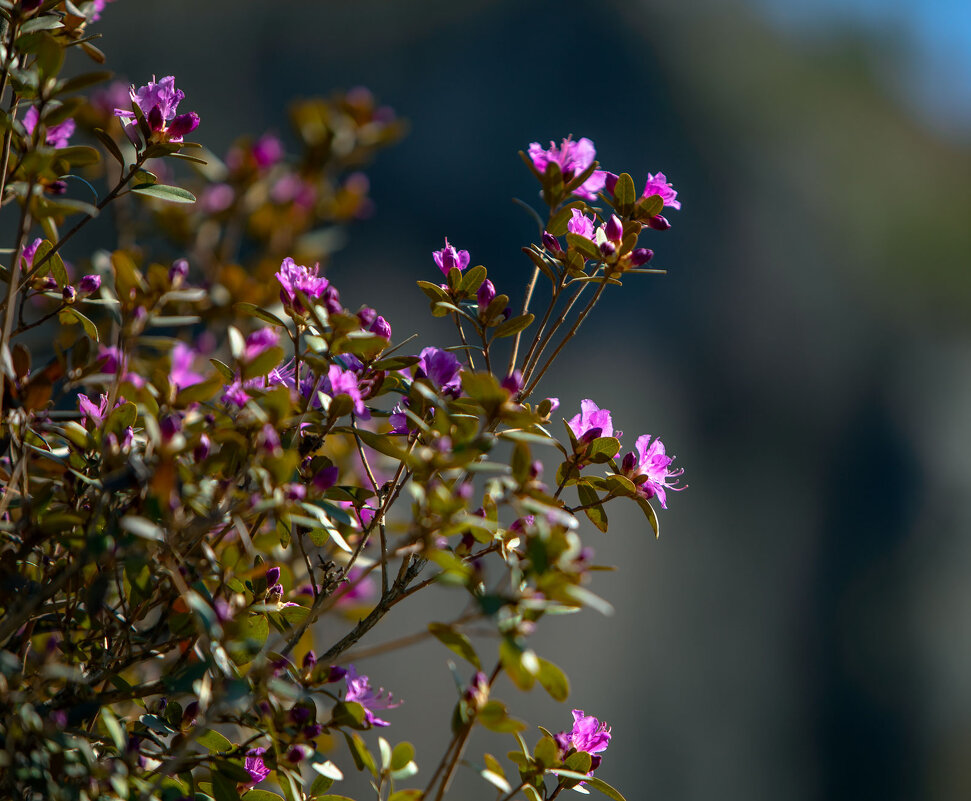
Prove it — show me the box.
[501,370,522,394]
[621,451,637,473]
[326,665,347,683]
[79,274,101,295]
[647,214,671,231]
[604,214,623,243]
[267,583,284,601]
[477,278,496,311]
[599,241,616,258]
[313,465,339,491]
[629,247,654,266]
[357,306,377,328]
[193,433,211,462]
[604,172,619,194]
[370,315,392,340]
[62,285,77,304]
[21,0,43,11]
[49,180,68,195]
[159,415,180,442]
[265,566,281,586]
[286,744,313,763]
[169,258,189,286]
[167,112,200,139]
[542,231,562,254]
[302,651,317,670]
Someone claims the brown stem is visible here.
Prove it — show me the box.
[521,278,609,401]
[507,265,539,375]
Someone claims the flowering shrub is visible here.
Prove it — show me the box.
[0,3,685,801]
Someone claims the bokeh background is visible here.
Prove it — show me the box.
[94,1,970,799]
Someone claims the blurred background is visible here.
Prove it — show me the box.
[95,1,970,799]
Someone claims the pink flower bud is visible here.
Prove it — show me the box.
[62,285,77,303]
[265,566,281,586]
[477,278,496,311]
[501,370,522,394]
[604,215,623,242]
[647,215,671,231]
[542,231,562,254]
[599,241,616,258]
[169,258,189,286]
[629,248,654,266]
[193,434,211,462]
[79,274,101,295]
[168,112,200,139]
[147,105,164,132]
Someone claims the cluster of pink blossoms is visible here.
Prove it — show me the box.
[569,399,684,508]
[114,76,199,143]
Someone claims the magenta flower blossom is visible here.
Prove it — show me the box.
[627,434,685,509]
[88,0,115,22]
[252,133,284,169]
[432,239,470,276]
[527,136,607,201]
[23,107,75,148]
[275,257,335,311]
[222,380,250,408]
[21,238,42,269]
[567,399,618,440]
[78,393,109,426]
[417,347,462,395]
[115,76,199,143]
[344,665,400,727]
[554,709,611,757]
[169,343,205,390]
[244,747,270,785]
[79,274,101,295]
[242,327,279,362]
[323,363,367,417]
[642,172,681,211]
[334,566,377,608]
[566,208,596,240]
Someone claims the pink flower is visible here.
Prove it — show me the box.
[21,238,42,269]
[114,76,199,143]
[252,133,284,169]
[554,709,611,759]
[432,239,470,276]
[566,208,595,240]
[642,172,681,211]
[23,107,75,148]
[78,393,109,426]
[275,257,339,312]
[323,363,367,417]
[244,747,270,785]
[417,347,462,395]
[567,400,618,440]
[169,343,205,390]
[242,327,279,362]
[625,435,685,509]
[344,665,400,727]
[527,136,606,200]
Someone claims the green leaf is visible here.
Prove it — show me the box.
[94,128,125,165]
[416,280,450,304]
[548,770,627,801]
[390,741,415,772]
[131,183,196,204]
[458,264,487,295]
[241,792,286,801]
[428,623,481,669]
[636,193,664,219]
[613,172,636,216]
[343,731,377,775]
[565,232,601,262]
[196,729,233,754]
[388,792,423,801]
[235,302,288,328]
[577,483,608,533]
[533,736,558,769]
[58,306,99,341]
[20,15,64,34]
[536,657,570,701]
[634,495,660,538]
[210,772,240,801]
[587,436,620,463]
[56,145,100,166]
[100,707,125,750]
[477,700,527,733]
[493,312,534,339]
[226,614,268,665]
